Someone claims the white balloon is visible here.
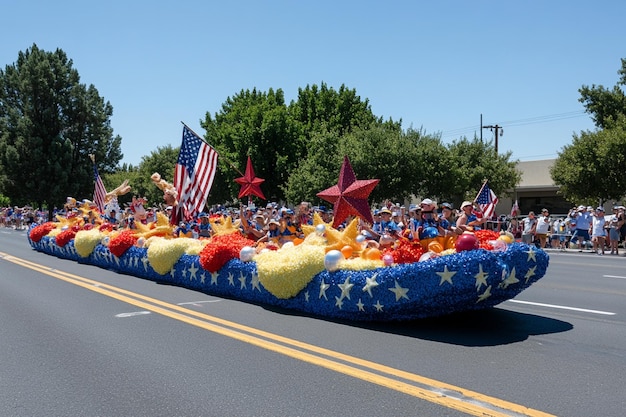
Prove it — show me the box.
[136,237,145,248]
[324,250,344,271]
[315,224,326,236]
[239,246,255,262]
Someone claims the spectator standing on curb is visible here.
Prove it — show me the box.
[571,205,592,252]
[590,207,607,255]
[608,206,625,255]
[521,211,537,245]
[535,209,551,248]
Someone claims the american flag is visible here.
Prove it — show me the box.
[475,181,499,219]
[93,162,106,213]
[174,126,218,220]
[511,199,519,218]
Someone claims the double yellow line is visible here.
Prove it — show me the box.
[2,252,555,417]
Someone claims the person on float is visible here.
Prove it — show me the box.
[151,172,186,226]
[456,201,486,234]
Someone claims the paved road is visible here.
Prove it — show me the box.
[1,228,625,416]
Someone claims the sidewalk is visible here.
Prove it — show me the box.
[541,246,626,257]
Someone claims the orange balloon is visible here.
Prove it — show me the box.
[428,241,443,253]
[341,245,354,259]
[366,247,381,260]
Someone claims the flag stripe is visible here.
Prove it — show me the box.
[174,126,218,220]
[93,164,106,213]
[475,182,499,220]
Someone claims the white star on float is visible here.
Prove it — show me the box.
[525,247,536,262]
[374,300,384,312]
[388,280,409,301]
[338,276,354,301]
[304,291,310,302]
[238,272,247,289]
[319,279,330,300]
[524,266,536,283]
[356,298,365,311]
[180,267,187,280]
[114,256,121,267]
[362,272,379,298]
[251,272,261,291]
[476,285,492,303]
[474,264,488,291]
[188,263,198,281]
[437,265,456,286]
[335,296,344,309]
[227,272,235,286]
[200,272,206,284]
[500,267,520,289]
[170,268,176,278]
[141,256,149,271]
[210,271,219,285]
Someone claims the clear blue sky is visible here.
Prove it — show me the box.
[2,0,625,168]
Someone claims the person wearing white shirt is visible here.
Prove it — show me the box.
[591,207,607,255]
[535,208,551,248]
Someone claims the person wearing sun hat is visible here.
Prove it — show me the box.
[368,206,398,241]
[456,201,486,234]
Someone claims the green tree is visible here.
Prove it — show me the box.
[552,58,626,204]
[446,136,520,206]
[579,58,626,129]
[0,44,122,218]
[289,82,395,136]
[551,118,626,204]
[201,88,303,205]
[133,145,178,207]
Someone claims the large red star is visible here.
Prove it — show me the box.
[317,156,379,228]
[234,156,266,200]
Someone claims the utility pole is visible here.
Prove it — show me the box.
[482,124,503,154]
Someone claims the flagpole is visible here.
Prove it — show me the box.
[474,179,488,203]
[180,121,244,176]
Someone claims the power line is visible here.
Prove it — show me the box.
[440,110,587,139]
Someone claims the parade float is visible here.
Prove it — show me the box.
[26,154,549,322]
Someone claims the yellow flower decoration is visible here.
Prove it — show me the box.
[74,229,104,258]
[301,212,333,237]
[340,257,383,270]
[147,237,199,275]
[210,215,242,236]
[324,217,361,253]
[256,244,326,299]
[134,212,176,239]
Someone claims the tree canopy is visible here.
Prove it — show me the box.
[0,44,122,216]
[552,58,626,204]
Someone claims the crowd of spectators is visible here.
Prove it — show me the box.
[516,205,626,255]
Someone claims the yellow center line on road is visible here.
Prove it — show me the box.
[2,252,555,417]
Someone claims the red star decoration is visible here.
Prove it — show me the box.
[317,156,379,228]
[234,156,266,200]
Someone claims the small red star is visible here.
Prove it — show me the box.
[317,156,379,228]
[234,156,266,200]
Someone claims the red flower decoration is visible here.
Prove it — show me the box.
[99,223,114,233]
[199,233,255,272]
[108,230,138,258]
[474,230,500,250]
[55,229,76,247]
[384,238,425,264]
[29,222,56,242]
